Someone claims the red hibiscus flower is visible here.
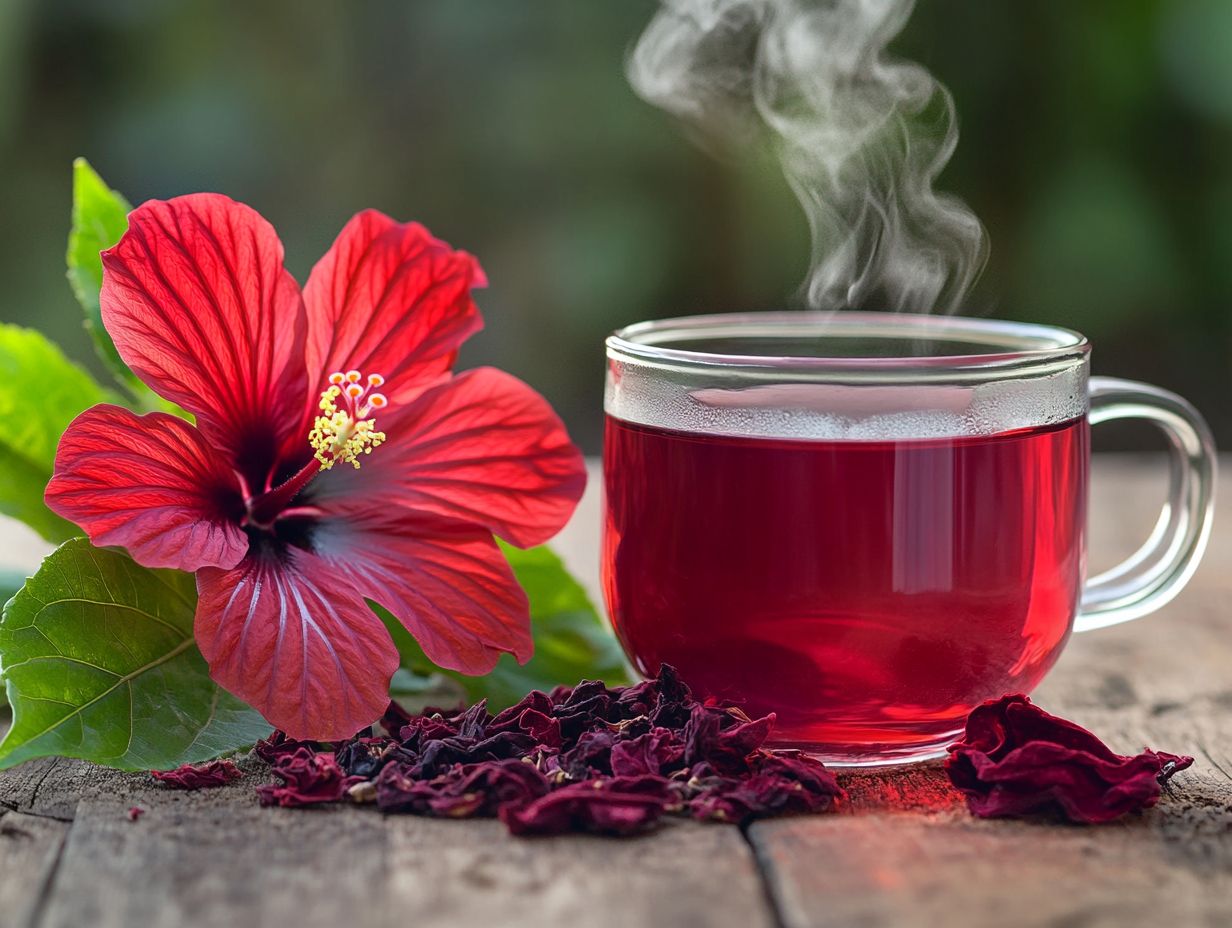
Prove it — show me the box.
[45,194,586,740]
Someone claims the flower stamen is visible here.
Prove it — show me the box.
[309,371,389,469]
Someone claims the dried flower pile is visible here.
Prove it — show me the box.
[250,665,843,835]
[149,678,1195,835]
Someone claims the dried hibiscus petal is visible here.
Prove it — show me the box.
[397,713,464,750]
[652,663,691,705]
[150,759,244,790]
[441,761,550,816]
[335,736,394,779]
[558,729,617,778]
[612,679,658,719]
[610,728,684,777]
[488,691,554,733]
[499,775,675,836]
[453,701,491,739]
[945,694,1194,824]
[756,751,845,801]
[257,748,359,807]
[516,708,563,748]
[689,752,843,823]
[373,761,435,813]
[377,758,550,817]
[553,682,618,737]
[682,704,775,774]
[254,731,317,764]
[412,730,537,779]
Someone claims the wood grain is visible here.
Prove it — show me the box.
[0,811,67,928]
[0,756,153,822]
[382,816,774,928]
[752,790,1232,928]
[0,755,772,928]
[39,798,388,928]
[31,794,771,928]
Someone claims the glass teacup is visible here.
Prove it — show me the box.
[602,312,1215,765]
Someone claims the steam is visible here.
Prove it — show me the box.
[628,0,987,313]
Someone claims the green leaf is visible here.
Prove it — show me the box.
[0,324,121,543]
[66,157,136,389]
[378,543,630,711]
[0,539,272,771]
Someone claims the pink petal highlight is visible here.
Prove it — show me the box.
[195,550,399,741]
[46,405,248,571]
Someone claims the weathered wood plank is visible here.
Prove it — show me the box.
[0,756,136,822]
[383,816,774,928]
[38,797,388,928]
[751,457,1232,928]
[0,810,68,928]
[37,794,772,928]
[753,783,1232,928]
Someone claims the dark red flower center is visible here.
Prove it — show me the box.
[228,370,391,544]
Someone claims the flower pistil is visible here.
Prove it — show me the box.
[309,371,388,470]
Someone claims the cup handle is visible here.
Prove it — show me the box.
[1075,376,1217,632]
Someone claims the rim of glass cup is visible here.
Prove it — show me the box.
[606,311,1090,382]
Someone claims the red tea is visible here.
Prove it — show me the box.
[602,414,1089,763]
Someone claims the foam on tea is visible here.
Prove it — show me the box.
[606,369,1087,443]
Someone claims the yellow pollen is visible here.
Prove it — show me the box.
[308,379,388,470]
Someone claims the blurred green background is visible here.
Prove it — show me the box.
[0,0,1228,451]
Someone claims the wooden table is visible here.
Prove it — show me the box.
[1,456,1229,928]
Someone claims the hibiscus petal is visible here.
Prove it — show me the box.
[45,405,248,571]
[150,759,244,790]
[195,550,399,741]
[313,512,532,675]
[310,367,586,548]
[944,693,1194,823]
[99,194,308,474]
[303,210,485,406]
